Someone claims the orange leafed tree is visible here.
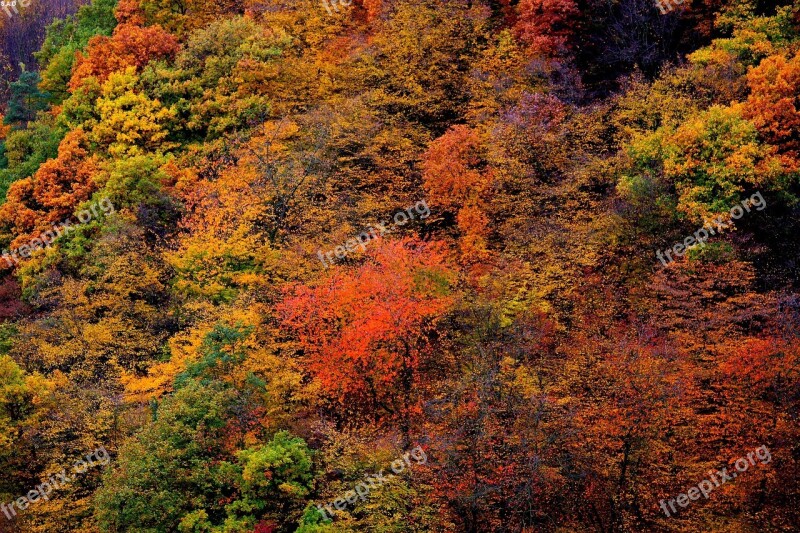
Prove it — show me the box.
[68,19,179,91]
[718,334,800,447]
[0,129,99,248]
[278,237,456,431]
[0,116,9,140]
[422,125,494,258]
[744,53,800,163]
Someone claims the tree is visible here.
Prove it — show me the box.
[68,21,179,91]
[622,104,794,223]
[35,0,118,103]
[95,381,314,532]
[4,70,50,125]
[744,52,800,163]
[0,115,64,215]
[0,353,54,461]
[514,0,579,58]
[420,302,574,531]
[354,0,491,127]
[278,238,456,436]
[422,125,495,258]
[89,67,178,158]
[138,0,244,36]
[94,382,241,531]
[0,128,98,249]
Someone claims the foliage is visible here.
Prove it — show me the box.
[4,70,50,125]
[279,238,456,428]
[35,0,119,103]
[0,1,798,531]
[95,382,313,532]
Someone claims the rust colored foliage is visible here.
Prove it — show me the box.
[514,0,579,57]
[721,336,800,418]
[422,125,490,209]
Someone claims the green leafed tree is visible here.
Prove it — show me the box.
[4,70,51,126]
[95,381,315,532]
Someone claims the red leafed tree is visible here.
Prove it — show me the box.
[278,237,456,435]
[33,129,99,215]
[253,520,277,533]
[0,275,30,316]
[514,0,579,58]
[422,125,489,209]
[68,22,179,91]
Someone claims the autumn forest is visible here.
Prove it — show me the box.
[0,0,799,531]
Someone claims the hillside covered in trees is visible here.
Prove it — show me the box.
[0,0,799,531]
